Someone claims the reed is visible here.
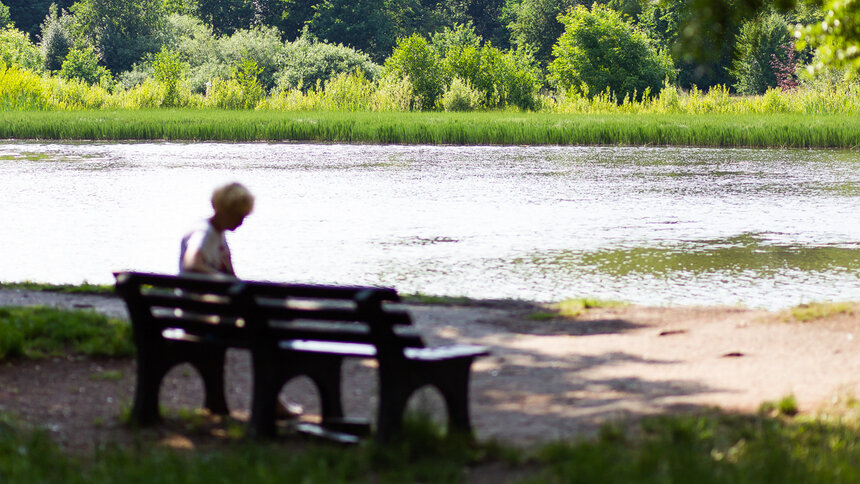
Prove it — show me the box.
[0,109,858,148]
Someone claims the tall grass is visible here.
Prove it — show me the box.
[0,109,858,147]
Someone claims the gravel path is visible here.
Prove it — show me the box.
[1,289,859,452]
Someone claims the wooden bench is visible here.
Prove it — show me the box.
[114,271,489,442]
[234,280,490,441]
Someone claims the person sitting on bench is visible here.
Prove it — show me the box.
[178,182,302,418]
[179,182,254,277]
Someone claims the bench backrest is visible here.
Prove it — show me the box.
[114,271,420,352]
[114,271,249,347]
[234,281,425,355]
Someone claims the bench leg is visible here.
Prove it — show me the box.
[249,355,279,439]
[434,359,476,436]
[131,353,171,426]
[308,355,345,422]
[376,369,412,442]
[196,347,229,415]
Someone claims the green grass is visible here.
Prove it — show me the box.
[0,110,859,148]
[529,408,860,484]
[2,406,860,483]
[787,302,857,322]
[0,281,114,295]
[0,306,133,361]
[529,298,625,320]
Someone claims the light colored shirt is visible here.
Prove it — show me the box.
[179,221,233,275]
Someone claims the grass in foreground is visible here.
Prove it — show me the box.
[2,404,860,483]
[0,306,133,361]
[1,110,859,148]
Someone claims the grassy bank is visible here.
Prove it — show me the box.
[1,110,858,148]
[0,307,132,361]
[2,406,859,483]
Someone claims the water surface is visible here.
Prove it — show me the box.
[1,142,858,309]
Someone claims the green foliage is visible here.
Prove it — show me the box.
[205,58,264,109]
[433,23,541,110]
[797,0,860,75]
[152,47,188,107]
[441,77,482,111]
[385,34,445,109]
[216,25,285,91]
[788,301,856,322]
[0,306,132,360]
[0,26,43,72]
[59,46,111,86]
[548,4,675,103]
[0,63,48,109]
[274,32,380,92]
[0,1,10,27]
[38,3,72,72]
[70,0,167,73]
[194,0,255,36]
[507,0,577,65]
[307,0,399,63]
[731,12,793,94]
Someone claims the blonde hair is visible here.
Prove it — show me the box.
[211,182,254,215]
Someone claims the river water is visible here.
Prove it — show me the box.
[1,141,859,309]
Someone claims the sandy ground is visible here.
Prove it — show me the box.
[1,288,859,452]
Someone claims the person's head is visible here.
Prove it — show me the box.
[211,182,254,231]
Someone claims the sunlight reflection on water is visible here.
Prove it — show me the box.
[1,141,859,309]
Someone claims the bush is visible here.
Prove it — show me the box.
[731,12,792,95]
[441,77,482,111]
[385,34,445,110]
[274,32,380,93]
[0,26,43,73]
[59,46,112,86]
[548,4,674,103]
[216,25,285,92]
[0,63,48,109]
[152,47,188,107]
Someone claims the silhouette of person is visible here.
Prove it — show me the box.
[180,182,254,276]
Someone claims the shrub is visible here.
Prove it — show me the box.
[731,12,792,95]
[216,25,286,92]
[0,26,43,73]
[385,34,445,110]
[441,77,482,111]
[274,32,380,93]
[548,4,674,103]
[321,70,372,111]
[369,74,412,111]
[0,63,48,109]
[59,46,112,86]
[152,47,188,107]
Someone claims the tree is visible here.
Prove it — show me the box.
[548,4,675,101]
[70,0,167,73]
[152,47,188,106]
[40,3,73,71]
[195,0,290,36]
[796,0,860,74]
[638,0,738,89]
[3,1,75,39]
[59,45,112,84]
[507,0,577,65]
[730,11,792,94]
[274,31,380,91]
[0,26,43,71]
[384,33,445,108]
[307,0,399,62]
[0,1,11,27]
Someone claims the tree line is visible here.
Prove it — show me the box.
[0,0,856,111]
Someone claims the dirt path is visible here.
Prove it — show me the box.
[1,289,858,451]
